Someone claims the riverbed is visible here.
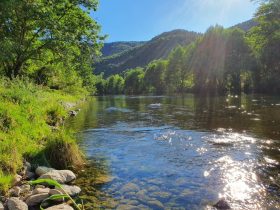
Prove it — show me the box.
[67,95,280,209]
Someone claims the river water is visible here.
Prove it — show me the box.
[67,95,280,210]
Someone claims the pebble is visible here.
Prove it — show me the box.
[33,187,50,195]
[25,193,49,206]
[7,197,28,210]
[213,198,231,209]
[45,204,74,210]
[39,170,76,184]
[56,185,81,196]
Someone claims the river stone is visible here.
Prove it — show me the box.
[25,193,49,206]
[33,187,50,195]
[7,197,28,210]
[26,171,36,180]
[116,204,141,210]
[35,185,46,189]
[146,200,164,209]
[45,204,74,210]
[49,189,63,195]
[20,184,31,194]
[36,166,55,176]
[13,174,22,186]
[39,170,76,184]
[120,183,140,193]
[56,185,81,196]
[213,199,231,209]
[0,202,4,210]
[9,186,21,197]
[49,189,64,202]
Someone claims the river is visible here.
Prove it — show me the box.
[67,94,280,209]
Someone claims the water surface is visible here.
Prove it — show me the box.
[67,95,280,209]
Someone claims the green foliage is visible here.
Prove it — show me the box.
[124,68,145,95]
[105,74,124,95]
[144,60,167,94]
[0,0,104,92]
[0,78,84,190]
[247,0,280,93]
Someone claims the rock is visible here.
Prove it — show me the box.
[24,161,32,171]
[12,174,22,186]
[45,204,74,210]
[0,202,4,210]
[151,191,171,200]
[33,187,50,195]
[35,185,46,189]
[9,186,21,197]
[69,110,77,117]
[120,183,140,193]
[59,170,76,183]
[56,185,81,196]
[20,184,31,194]
[7,197,28,210]
[135,190,149,201]
[213,198,231,209]
[49,189,63,196]
[49,189,64,202]
[36,166,55,176]
[146,200,164,209]
[116,204,141,210]
[25,193,49,206]
[26,171,36,180]
[39,170,76,184]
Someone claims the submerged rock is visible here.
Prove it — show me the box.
[45,203,74,210]
[148,103,162,109]
[116,204,141,210]
[7,197,28,210]
[120,183,140,193]
[213,198,231,209]
[146,200,164,209]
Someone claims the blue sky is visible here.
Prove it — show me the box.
[91,0,259,42]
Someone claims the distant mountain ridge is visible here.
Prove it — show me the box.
[101,41,145,57]
[232,19,258,31]
[94,30,201,76]
[95,20,257,77]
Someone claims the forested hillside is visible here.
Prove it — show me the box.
[94,30,201,76]
[101,41,145,57]
[232,19,258,31]
[95,0,280,96]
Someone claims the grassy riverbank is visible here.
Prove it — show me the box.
[0,78,86,193]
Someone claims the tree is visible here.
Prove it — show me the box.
[0,0,104,81]
[247,0,280,93]
[124,68,145,94]
[224,29,254,93]
[192,26,227,94]
[106,74,124,94]
[144,60,167,94]
[165,47,185,93]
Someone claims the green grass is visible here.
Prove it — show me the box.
[0,78,86,193]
